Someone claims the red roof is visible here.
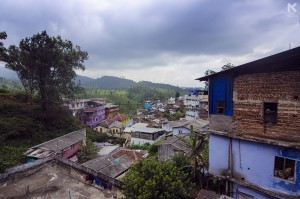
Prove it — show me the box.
[114,113,128,121]
[112,149,144,161]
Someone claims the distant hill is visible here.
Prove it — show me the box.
[0,69,201,93]
[138,81,183,92]
[77,75,191,91]
[0,66,19,82]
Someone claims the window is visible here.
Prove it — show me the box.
[274,156,296,182]
[264,102,277,124]
[216,101,225,114]
[238,192,254,199]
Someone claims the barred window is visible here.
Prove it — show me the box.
[274,156,296,182]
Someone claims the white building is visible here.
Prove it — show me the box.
[125,123,165,145]
[184,91,208,120]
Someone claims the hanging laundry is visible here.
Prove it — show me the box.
[95,178,101,186]
[107,182,112,190]
[102,181,108,189]
[89,174,95,183]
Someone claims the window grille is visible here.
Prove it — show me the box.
[274,156,295,182]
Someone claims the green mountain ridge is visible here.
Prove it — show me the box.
[77,75,198,92]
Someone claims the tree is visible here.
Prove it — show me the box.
[175,91,180,99]
[0,31,7,61]
[172,152,192,176]
[221,63,235,71]
[177,125,207,188]
[0,146,26,173]
[122,159,194,199]
[204,69,216,90]
[77,139,99,163]
[3,31,88,112]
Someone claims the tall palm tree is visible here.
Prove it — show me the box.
[177,125,208,188]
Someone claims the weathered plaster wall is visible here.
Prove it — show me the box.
[209,134,300,197]
[232,71,300,142]
[63,142,81,159]
[130,137,155,145]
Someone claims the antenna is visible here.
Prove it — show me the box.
[289,43,291,50]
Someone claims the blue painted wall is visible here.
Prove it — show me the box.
[209,76,233,116]
[172,127,190,136]
[233,184,277,199]
[209,133,300,198]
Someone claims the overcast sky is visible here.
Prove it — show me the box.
[0,0,299,87]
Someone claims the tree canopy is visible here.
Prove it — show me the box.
[0,31,7,61]
[2,31,88,112]
[122,159,194,199]
[221,63,235,70]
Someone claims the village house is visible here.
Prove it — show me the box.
[63,98,106,116]
[184,90,208,120]
[113,113,134,128]
[93,118,123,135]
[124,123,166,145]
[25,129,86,162]
[81,106,105,128]
[168,119,209,136]
[197,47,300,199]
[81,148,146,178]
[158,135,191,162]
[63,98,89,116]
[105,104,119,119]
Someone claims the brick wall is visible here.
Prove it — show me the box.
[233,70,300,142]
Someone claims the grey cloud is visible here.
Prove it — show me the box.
[0,0,299,85]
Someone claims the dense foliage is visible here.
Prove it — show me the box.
[0,91,91,171]
[0,31,7,60]
[122,159,195,199]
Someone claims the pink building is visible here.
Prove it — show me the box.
[25,129,86,162]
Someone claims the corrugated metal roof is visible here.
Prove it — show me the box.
[28,129,86,153]
[82,149,144,178]
[197,46,300,81]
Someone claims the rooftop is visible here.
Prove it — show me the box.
[26,129,86,156]
[169,119,209,132]
[0,160,121,199]
[98,118,116,128]
[160,135,190,153]
[114,113,128,121]
[197,46,300,81]
[82,149,144,178]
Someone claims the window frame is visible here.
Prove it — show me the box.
[216,101,225,115]
[264,102,278,125]
[274,156,296,183]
